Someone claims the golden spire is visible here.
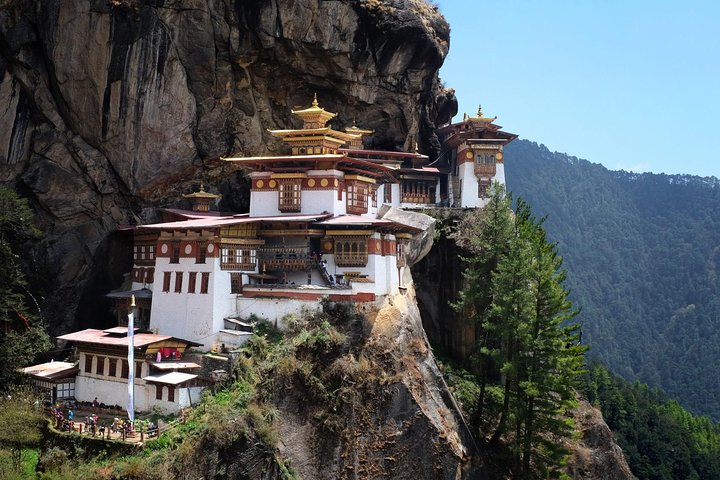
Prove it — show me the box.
[477,104,483,117]
[463,112,468,121]
[130,294,136,308]
[199,181,205,192]
[312,92,319,107]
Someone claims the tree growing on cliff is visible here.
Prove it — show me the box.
[0,186,50,385]
[454,185,586,478]
[452,183,514,428]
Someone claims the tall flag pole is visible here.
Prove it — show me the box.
[127,294,136,423]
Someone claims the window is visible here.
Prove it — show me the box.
[397,240,407,267]
[188,272,197,293]
[135,361,143,379]
[200,272,210,294]
[230,273,243,294]
[108,358,117,377]
[346,181,368,214]
[334,237,368,267]
[133,244,156,265]
[474,152,497,175]
[196,241,206,264]
[167,386,175,403]
[163,272,171,292]
[96,356,105,376]
[156,385,163,400]
[401,180,433,204]
[57,381,75,400]
[84,355,92,373]
[475,153,495,165]
[371,187,377,207]
[174,272,183,293]
[221,247,257,270]
[278,180,301,212]
[144,268,154,284]
[478,179,490,198]
[384,184,392,204]
[121,360,129,379]
[170,242,180,263]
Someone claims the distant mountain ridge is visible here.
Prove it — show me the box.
[505,139,720,420]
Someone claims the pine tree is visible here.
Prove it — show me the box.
[0,187,50,385]
[454,186,587,478]
[513,200,586,478]
[452,183,514,428]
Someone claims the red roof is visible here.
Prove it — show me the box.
[339,148,428,159]
[160,208,237,219]
[139,217,255,230]
[140,213,332,231]
[251,213,332,223]
[315,215,423,233]
[58,329,199,348]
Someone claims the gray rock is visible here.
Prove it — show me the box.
[0,0,456,334]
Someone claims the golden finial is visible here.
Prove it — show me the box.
[414,141,419,154]
[312,93,319,108]
[477,104,483,117]
[199,181,205,192]
[130,294,136,308]
[463,112,468,121]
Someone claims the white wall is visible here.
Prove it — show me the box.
[234,297,323,326]
[458,162,480,208]
[250,191,281,217]
[494,162,506,186]
[150,256,217,348]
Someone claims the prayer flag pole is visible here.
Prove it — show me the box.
[127,294,136,423]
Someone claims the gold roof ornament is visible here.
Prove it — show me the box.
[345,119,374,136]
[470,103,497,123]
[291,94,337,128]
[131,294,136,308]
[182,182,222,199]
[183,182,222,212]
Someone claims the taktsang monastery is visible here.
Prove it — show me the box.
[29,98,516,414]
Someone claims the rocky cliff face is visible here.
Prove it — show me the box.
[275,287,481,479]
[0,0,456,333]
[565,399,636,480]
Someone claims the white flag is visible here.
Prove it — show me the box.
[127,295,136,423]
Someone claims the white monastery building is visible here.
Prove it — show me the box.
[36,98,515,414]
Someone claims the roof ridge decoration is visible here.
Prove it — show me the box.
[466,103,497,123]
[290,94,337,129]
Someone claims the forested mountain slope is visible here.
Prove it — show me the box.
[505,139,720,419]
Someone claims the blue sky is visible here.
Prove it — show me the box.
[435,1,720,178]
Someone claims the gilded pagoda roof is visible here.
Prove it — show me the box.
[222,154,398,183]
[345,124,374,136]
[182,183,222,199]
[290,94,337,125]
[268,126,359,142]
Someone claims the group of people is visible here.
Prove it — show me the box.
[50,404,104,435]
[48,399,156,439]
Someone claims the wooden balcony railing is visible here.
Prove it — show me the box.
[401,193,433,204]
[259,246,314,271]
[474,163,496,176]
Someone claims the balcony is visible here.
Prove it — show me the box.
[259,246,314,271]
[474,163,496,176]
[400,193,433,204]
